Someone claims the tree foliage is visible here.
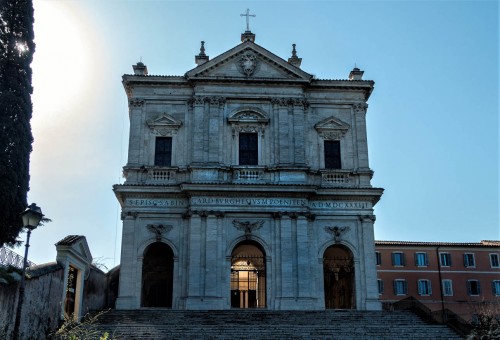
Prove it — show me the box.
[0,0,35,245]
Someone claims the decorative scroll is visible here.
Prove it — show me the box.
[353,102,368,113]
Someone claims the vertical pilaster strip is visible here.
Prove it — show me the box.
[127,99,145,165]
[296,216,310,297]
[188,214,202,297]
[360,215,380,309]
[278,99,290,164]
[354,103,369,169]
[205,214,218,296]
[208,97,223,163]
[192,97,205,163]
[293,99,307,165]
[280,215,293,297]
[271,99,279,166]
[116,214,138,309]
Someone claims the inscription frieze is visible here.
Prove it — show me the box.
[126,198,187,207]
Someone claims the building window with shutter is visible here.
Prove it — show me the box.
[415,252,428,267]
[154,137,172,166]
[377,279,384,294]
[393,279,407,296]
[239,133,258,165]
[442,280,453,296]
[375,251,381,266]
[464,253,475,268]
[467,280,481,296]
[440,253,452,267]
[324,140,341,169]
[392,252,405,266]
[493,281,500,296]
[417,279,432,296]
[490,254,499,268]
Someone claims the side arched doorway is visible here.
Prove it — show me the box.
[230,241,266,308]
[323,244,355,309]
[142,242,174,307]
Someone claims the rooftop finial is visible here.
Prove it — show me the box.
[349,65,364,80]
[199,41,206,56]
[240,8,256,32]
[288,43,302,68]
[195,40,209,66]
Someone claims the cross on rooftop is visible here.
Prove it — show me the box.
[240,8,256,32]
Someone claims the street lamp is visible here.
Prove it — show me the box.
[12,203,43,340]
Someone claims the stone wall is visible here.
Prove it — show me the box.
[0,263,64,340]
[81,266,108,314]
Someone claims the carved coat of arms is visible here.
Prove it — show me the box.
[239,52,257,76]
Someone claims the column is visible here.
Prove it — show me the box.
[204,214,218,296]
[354,103,369,170]
[280,215,293,298]
[359,214,381,310]
[208,97,225,163]
[292,99,307,165]
[116,213,138,309]
[192,96,205,163]
[127,99,144,166]
[187,213,202,302]
[274,98,291,165]
[296,215,310,297]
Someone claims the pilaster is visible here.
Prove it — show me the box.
[359,214,381,310]
[116,213,139,309]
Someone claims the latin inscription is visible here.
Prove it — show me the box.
[191,197,307,207]
[126,199,187,207]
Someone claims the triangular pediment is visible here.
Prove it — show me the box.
[228,107,269,124]
[315,117,350,140]
[147,114,182,128]
[186,41,312,82]
[55,235,93,268]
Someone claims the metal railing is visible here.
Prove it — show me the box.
[0,247,36,269]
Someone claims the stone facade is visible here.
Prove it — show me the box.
[114,31,383,311]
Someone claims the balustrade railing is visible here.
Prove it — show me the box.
[233,167,265,182]
[0,247,35,269]
[147,168,176,183]
[321,170,352,186]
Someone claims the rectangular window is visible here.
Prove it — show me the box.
[239,133,258,165]
[393,279,407,295]
[467,280,481,296]
[324,140,341,169]
[442,279,453,296]
[490,254,499,268]
[440,253,452,267]
[464,253,475,268]
[154,137,172,166]
[493,281,500,296]
[415,252,428,267]
[392,252,405,266]
[418,279,432,296]
[377,279,384,294]
[375,252,382,266]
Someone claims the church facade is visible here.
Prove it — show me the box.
[114,30,383,311]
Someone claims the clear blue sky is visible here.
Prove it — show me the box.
[23,0,498,270]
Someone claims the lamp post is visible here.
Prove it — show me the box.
[12,203,43,340]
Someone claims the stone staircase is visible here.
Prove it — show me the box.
[93,309,463,339]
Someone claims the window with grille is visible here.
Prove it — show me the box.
[392,252,405,266]
[324,140,341,169]
[418,279,432,296]
[490,254,499,268]
[464,253,475,268]
[154,137,172,166]
[393,279,407,295]
[467,280,481,296]
[377,279,384,294]
[492,281,500,296]
[440,253,452,267]
[239,133,258,165]
[442,280,453,296]
[415,252,428,267]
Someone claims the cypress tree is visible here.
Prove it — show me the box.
[0,0,36,245]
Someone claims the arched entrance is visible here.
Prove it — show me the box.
[142,242,174,307]
[230,241,266,308]
[323,244,355,309]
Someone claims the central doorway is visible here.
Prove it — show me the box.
[323,244,355,309]
[230,241,266,308]
[142,242,174,307]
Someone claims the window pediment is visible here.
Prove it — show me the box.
[315,117,350,140]
[147,113,182,136]
[228,108,269,125]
